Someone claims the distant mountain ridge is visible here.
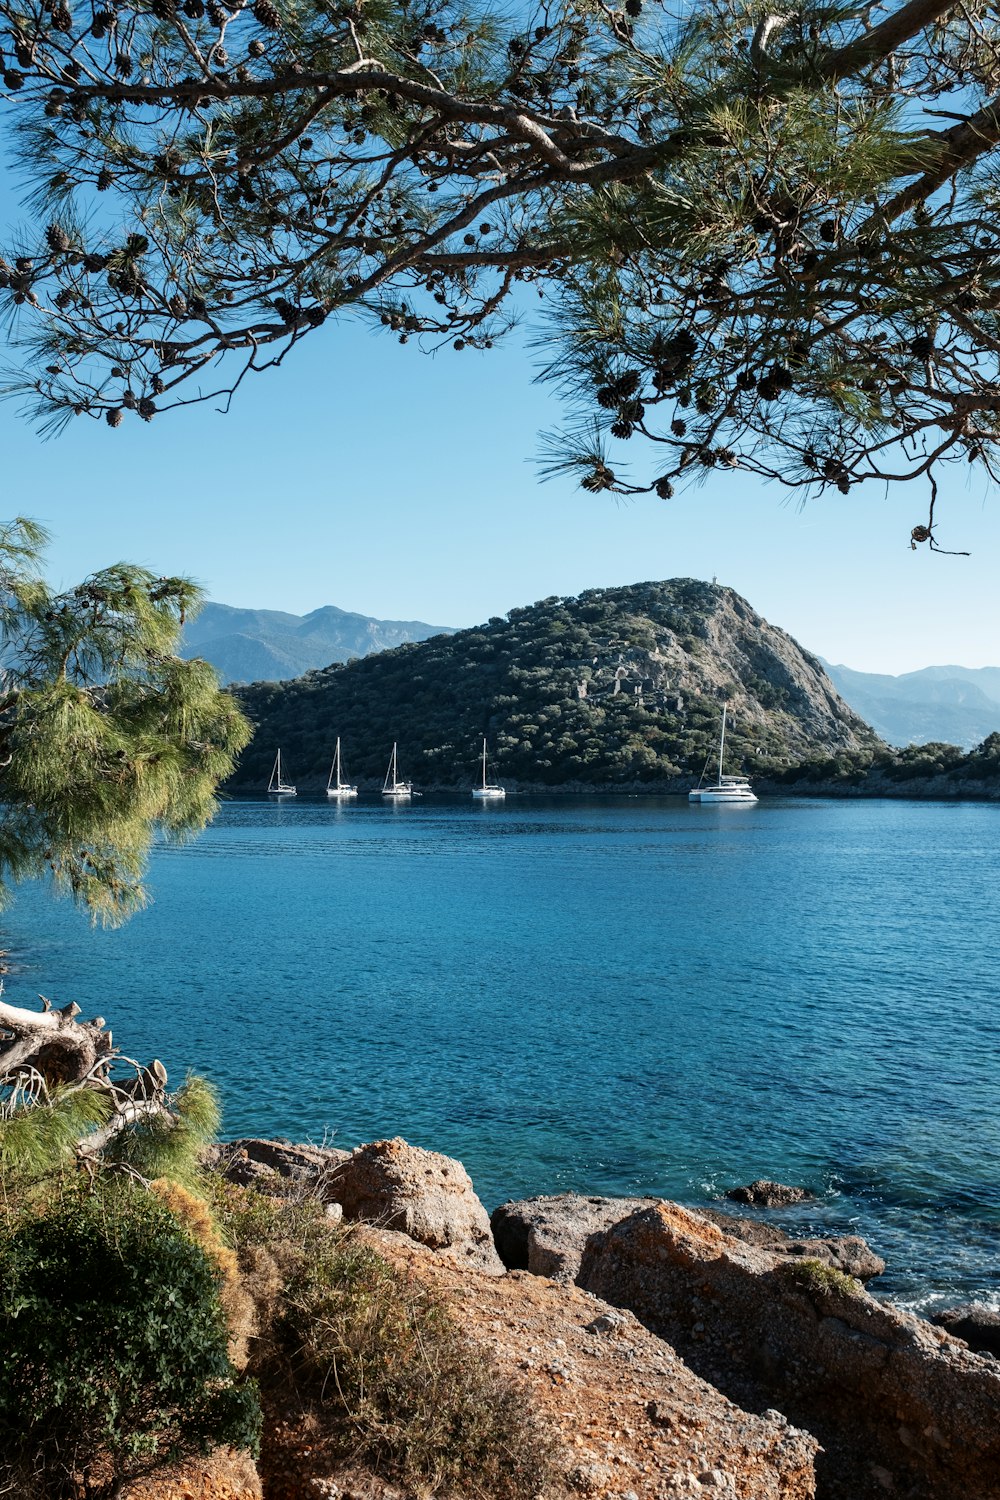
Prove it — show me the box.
[229,579,881,792]
[821,661,1000,749]
[181,602,455,684]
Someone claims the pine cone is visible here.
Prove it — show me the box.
[253,0,281,26]
[106,407,123,427]
[45,223,71,254]
[151,0,177,16]
[96,169,114,191]
[654,477,674,499]
[183,0,204,14]
[248,36,266,54]
[51,3,73,32]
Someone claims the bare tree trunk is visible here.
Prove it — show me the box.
[0,994,113,1086]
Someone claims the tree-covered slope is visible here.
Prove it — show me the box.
[231,580,881,792]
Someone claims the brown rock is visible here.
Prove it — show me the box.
[491,1192,651,1280]
[368,1224,819,1499]
[726,1180,815,1207]
[930,1302,1000,1358]
[206,1138,349,1194]
[494,1194,884,1286]
[329,1137,504,1273]
[577,1202,1000,1500]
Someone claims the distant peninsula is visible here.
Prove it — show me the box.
[227,579,882,793]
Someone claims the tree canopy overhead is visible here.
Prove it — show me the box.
[1,0,999,530]
[0,516,250,922]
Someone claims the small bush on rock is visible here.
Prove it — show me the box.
[781,1256,863,1302]
[0,1183,261,1499]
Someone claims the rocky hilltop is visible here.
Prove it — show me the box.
[229,580,880,791]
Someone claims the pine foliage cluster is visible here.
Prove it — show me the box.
[2,0,1000,526]
[0,516,251,922]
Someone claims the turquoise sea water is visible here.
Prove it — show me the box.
[3,794,999,1312]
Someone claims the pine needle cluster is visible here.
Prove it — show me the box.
[0,516,251,923]
[2,0,1000,519]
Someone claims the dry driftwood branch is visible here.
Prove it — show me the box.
[0,991,172,1151]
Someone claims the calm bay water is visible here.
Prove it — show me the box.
[4,794,999,1311]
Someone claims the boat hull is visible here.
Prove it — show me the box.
[472,787,506,800]
[327,787,358,799]
[688,788,757,803]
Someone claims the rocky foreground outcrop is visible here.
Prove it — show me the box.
[195,1140,999,1500]
[492,1194,886,1283]
[578,1203,1000,1500]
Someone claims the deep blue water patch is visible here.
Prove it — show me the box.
[3,793,998,1310]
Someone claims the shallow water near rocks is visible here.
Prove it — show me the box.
[4,793,999,1312]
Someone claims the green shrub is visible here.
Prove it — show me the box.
[214,1185,552,1500]
[0,1184,260,1499]
[781,1256,863,1302]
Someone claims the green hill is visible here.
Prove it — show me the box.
[230,580,882,792]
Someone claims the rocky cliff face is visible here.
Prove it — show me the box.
[231,580,881,791]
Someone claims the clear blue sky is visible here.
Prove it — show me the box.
[2,175,998,674]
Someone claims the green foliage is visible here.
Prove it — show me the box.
[234,580,866,791]
[0,1086,109,1210]
[0,1074,222,1216]
[781,1257,863,1302]
[0,1183,260,1499]
[3,0,1000,516]
[215,1187,552,1500]
[100,1075,222,1191]
[0,517,251,922]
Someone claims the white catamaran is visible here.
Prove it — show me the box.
[267,749,296,796]
[326,737,358,799]
[382,742,413,800]
[472,736,506,801]
[688,705,757,804]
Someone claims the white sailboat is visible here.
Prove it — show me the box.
[267,748,296,796]
[688,705,757,804]
[382,742,413,800]
[326,737,358,799]
[472,736,506,801]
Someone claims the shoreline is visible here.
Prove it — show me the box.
[226,781,1000,800]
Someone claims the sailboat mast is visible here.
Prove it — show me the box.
[482,737,487,789]
[335,737,341,790]
[718,706,727,785]
[276,749,282,787]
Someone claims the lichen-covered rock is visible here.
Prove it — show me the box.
[726,1181,814,1207]
[330,1137,503,1273]
[577,1203,1000,1500]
